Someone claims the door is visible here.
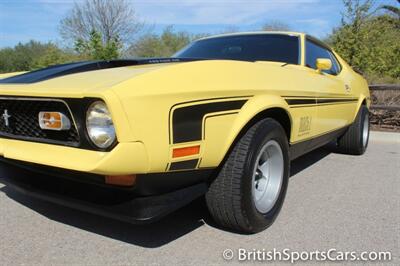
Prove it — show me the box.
[305,38,357,136]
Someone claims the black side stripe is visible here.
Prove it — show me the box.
[317,98,358,104]
[169,159,199,171]
[289,102,358,108]
[285,97,358,107]
[285,99,316,105]
[171,99,247,144]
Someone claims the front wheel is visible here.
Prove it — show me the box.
[205,118,290,233]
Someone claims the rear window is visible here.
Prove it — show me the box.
[174,34,300,64]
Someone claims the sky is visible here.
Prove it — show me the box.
[0,0,396,48]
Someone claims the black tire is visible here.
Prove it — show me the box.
[205,118,290,234]
[337,106,370,155]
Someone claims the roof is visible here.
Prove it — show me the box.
[198,31,304,41]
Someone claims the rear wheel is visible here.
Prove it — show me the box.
[205,118,290,233]
[337,106,369,155]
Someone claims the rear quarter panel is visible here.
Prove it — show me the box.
[334,52,371,118]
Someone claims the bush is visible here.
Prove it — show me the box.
[0,41,81,73]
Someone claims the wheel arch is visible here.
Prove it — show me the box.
[362,99,366,106]
[237,107,292,142]
[351,95,369,122]
[216,98,292,170]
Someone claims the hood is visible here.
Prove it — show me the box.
[0,59,189,97]
[0,59,201,84]
[0,58,290,98]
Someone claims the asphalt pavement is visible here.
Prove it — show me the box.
[0,131,399,265]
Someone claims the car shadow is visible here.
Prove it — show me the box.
[290,142,334,177]
[0,144,334,248]
[0,183,209,248]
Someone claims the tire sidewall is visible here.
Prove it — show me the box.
[360,107,370,153]
[241,119,290,232]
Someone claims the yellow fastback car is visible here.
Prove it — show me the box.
[0,32,370,233]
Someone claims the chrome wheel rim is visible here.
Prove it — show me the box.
[252,140,284,214]
[362,113,369,148]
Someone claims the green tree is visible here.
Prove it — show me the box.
[329,0,374,68]
[75,30,121,60]
[328,0,400,82]
[0,41,78,73]
[60,0,143,47]
[128,26,205,58]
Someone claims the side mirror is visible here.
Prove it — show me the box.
[316,58,332,73]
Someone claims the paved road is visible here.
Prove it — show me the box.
[0,132,399,265]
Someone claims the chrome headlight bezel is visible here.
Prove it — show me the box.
[85,101,116,149]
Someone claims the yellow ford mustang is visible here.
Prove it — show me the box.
[0,32,370,233]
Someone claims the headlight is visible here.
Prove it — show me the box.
[86,101,116,149]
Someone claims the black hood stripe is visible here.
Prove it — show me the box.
[0,58,207,84]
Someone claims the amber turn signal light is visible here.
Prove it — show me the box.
[105,174,136,186]
[172,145,200,158]
[38,111,71,131]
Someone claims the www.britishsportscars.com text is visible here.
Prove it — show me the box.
[222,248,392,263]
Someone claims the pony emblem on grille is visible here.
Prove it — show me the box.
[2,109,11,127]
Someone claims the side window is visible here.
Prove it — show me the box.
[306,40,338,75]
[328,51,342,74]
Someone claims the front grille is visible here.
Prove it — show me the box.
[0,98,79,146]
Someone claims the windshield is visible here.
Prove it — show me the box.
[174,34,300,64]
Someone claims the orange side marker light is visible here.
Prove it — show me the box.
[172,145,200,158]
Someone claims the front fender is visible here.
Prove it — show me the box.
[201,95,291,168]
